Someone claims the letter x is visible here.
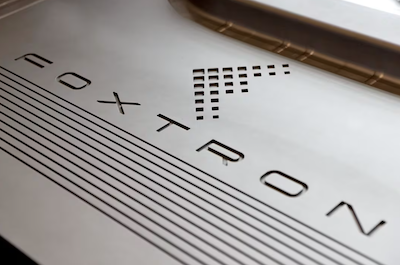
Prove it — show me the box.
[97,92,140,115]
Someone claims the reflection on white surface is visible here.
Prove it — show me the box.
[344,0,400,16]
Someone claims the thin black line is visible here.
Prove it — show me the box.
[0,79,342,264]
[157,122,172,132]
[0,130,210,265]
[15,54,53,64]
[0,67,383,265]
[120,102,140,105]
[0,117,250,265]
[1,76,344,265]
[0,144,189,265]
[157,114,190,131]
[97,101,140,105]
[113,92,124,115]
[23,58,44,68]
[97,100,117,104]
[0,92,289,265]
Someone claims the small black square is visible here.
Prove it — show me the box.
[241,89,248,93]
[269,72,276,76]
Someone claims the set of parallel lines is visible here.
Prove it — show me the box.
[0,76,366,264]
[0,125,223,265]
[0,117,245,265]
[0,145,192,265]
[0,67,383,265]
[0,89,304,265]
[0,75,361,265]
[0,92,279,265]
[1,83,316,264]
[0,82,326,265]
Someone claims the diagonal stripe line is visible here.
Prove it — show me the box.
[113,92,124,115]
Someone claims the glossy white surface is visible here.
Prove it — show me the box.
[251,0,400,45]
[344,0,400,16]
